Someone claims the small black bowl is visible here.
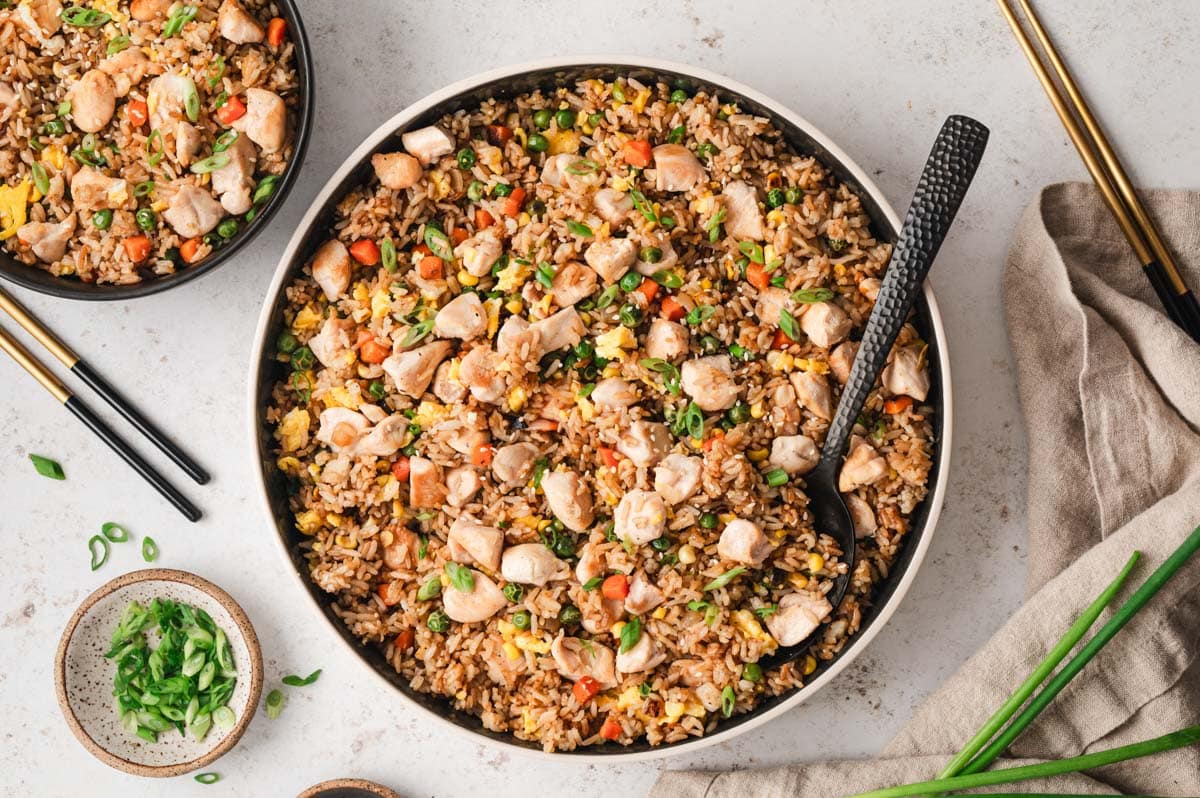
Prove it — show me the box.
[0,0,314,301]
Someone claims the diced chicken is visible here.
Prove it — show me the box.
[492,442,539,486]
[769,382,801,436]
[838,436,888,492]
[447,517,503,571]
[371,151,423,191]
[584,237,637,284]
[439,421,487,456]
[754,287,790,328]
[680,355,739,411]
[644,319,688,362]
[217,0,264,43]
[432,360,467,404]
[0,83,18,115]
[590,378,638,409]
[530,307,584,354]
[550,260,597,308]
[69,167,133,212]
[653,453,702,504]
[846,493,877,538]
[409,456,446,508]
[68,69,115,133]
[541,470,594,532]
[129,0,170,21]
[163,184,224,238]
[540,154,602,193]
[614,489,667,546]
[457,345,505,404]
[717,519,772,566]
[211,131,257,214]
[616,632,666,674]
[232,88,287,153]
[790,370,833,421]
[551,637,618,689]
[769,435,819,476]
[829,341,858,385]
[15,0,62,37]
[98,48,157,97]
[353,415,410,458]
[382,341,453,398]
[442,570,507,624]
[882,345,930,402]
[434,292,486,340]
[582,597,625,636]
[454,228,503,277]
[174,121,203,168]
[574,542,606,584]
[316,407,370,453]
[799,302,852,349]
[308,239,351,301]
[400,125,454,165]
[445,466,482,508]
[722,181,764,240]
[592,188,633,225]
[616,421,671,468]
[307,317,354,369]
[382,526,420,570]
[695,683,724,713]
[634,235,678,276]
[496,314,540,360]
[147,74,196,129]
[652,144,704,193]
[358,403,387,424]
[859,277,881,302]
[764,593,832,647]
[501,543,570,586]
[625,571,665,616]
[16,216,75,263]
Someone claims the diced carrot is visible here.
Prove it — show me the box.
[746,261,769,289]
[573,676,601,704]
[126,99,148,127]
[377,581,403,606]
[450,227,469,245]
[771,329,791,350]
[418,255,444,280]
[884,395,914,414]
[634,278,659,305]
[600,717,622,740]
[349,239,380,266]
[601,574,629,600]
[414,243,432,257]
[621,139,652,168]
[266,16,287,47]
[179,237,202,263]
[485,124,512,146]
[471,440,494,467]
[359,337,390,364]
[393,628,415,651]
[216,94,246,125]
[391,457,411,482]
[702,429,725,453]
[598,447,620,469]
[502,187,526,217]
[660,295,686,322]
[123,235,152,263]
[474,209,494,229]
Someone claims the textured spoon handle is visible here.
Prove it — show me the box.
[820,115,989,469]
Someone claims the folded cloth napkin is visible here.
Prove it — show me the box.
[650,182,1200,797]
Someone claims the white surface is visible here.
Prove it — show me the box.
[2,1,1197,795]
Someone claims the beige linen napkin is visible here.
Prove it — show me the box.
[650,182,1200,797]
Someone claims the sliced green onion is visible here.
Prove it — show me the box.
[594,284,619,309]
[212,130,238,153]
[62,6,111,26]
[207,56,226,89]
[738,240,765,263]
[720,685,736,717]
[424,226,453,261]
[101,522,130,542]
[792,287,835,303]
[685,305,715,326]
[134,180,155,197]
[456,147,476,169]
[57,100,71,117]
[212,706,236,729]
[281,669,322,687]
[106,35,131,55]
[141,536,159,562]
[582,576,603,591]
[29,453,64,480]
[531,457,549,489]
[417,576,441,601]
[400,319,435,348]
[445,562,475,592]
[667,125,686,144]
[779,308,801,341]
[194,773,221,785]
[753,604,779,618]
[380,239,397,272]
[703,566,746,592]
[190,152,230,174]
[252,175,280,206]
[426,610,450,632]
[88,535,109,570]
[162,4,198,37]
[680,401,705,439]
[30,162,50,195]
[535,261,556,289]
[618,616,642,653]
[651,270,682,289]
[628,187,658,222]
[181,78,200,122]
[706,207,727,243]
[566,220,593,238]
[265,688,283,719]
[565,159,599,175]
[146,129,164,167]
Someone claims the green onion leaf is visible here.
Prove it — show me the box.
[651,270,682,289]
[212,706,236,729]
[792,287,835,303]
[381,239,397,272]
[535,261,556,289]
[704,604,720,626]
[705,207,727,243]
[619,616,642,653]
[703,566,746,592]
[162,4,197,37]
[566,220,593,238]
[29,453,65,480]
[779,308,801,341]
[721,685,736,717]
[400,319,435,348]
[62,6,111,26]
[417,576,441,601]
[88,535,109,571]
[252,175,280,206]
[753,604,779,618]
[190,152,230,174]
[424,226,453,261]
[565,159,599,175]
[594,284,620,309]
[30,161,50,196]
[146,128,164,167]
[281,669,322,687]
[194,773,221,785]
[628,188,658,222]
[532,457,549,489]
[181,78,200,122]
[106,35,131,55]
[685,305,715,326]
[134,180,155,197]
[265,688,283,719]
[445,562,475,593]
[101,522,130,542]
[212,130,238,153]
[207,55,226,89]
[738,241,765,264]
[582,576,603,591]
[686,600,709,612]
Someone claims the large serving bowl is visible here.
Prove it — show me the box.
[0,0,315,301]
[247,56,952,760]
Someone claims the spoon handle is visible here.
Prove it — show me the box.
[820,115,989,469]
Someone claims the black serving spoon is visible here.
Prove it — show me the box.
[762,115,989,669]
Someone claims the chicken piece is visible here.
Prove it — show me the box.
[69,166,133,212]
[584,237,637,284]
[371,151,423,191]
[409,456,446,508]
[68,69,116,133]
[530,307,584,355]
[445,466,482,508]
[722,180,764,240]
[790,370,833,421]
[859,277,881,302]
[634,234,679,276]
[616,632,666,674]
[829,341,858,385]
[98,48,157,97]
[211,131,257,214]
[768,435,819,476]
[434,292,486,340]
[130,0,170,21]
[590,378,638,409]
[307,316,354,369]
[496,314,540,361]
[491,442,539,486]
[799,302,852,349]
[163,184,224,238]
[541,154,602,193]
[582,597,625,636]
[400,125,454,165]
[550,260,597,308]
[838,436,888,492]
[574,542,606,584]
[457,345,505,404]
[764,593,832,647]
[307,239,351,302]
[174,121,203,168]
[353,415,410,457]
[442,570,506,623]
[541,470,594,532]
[592,188,633,225]
[440,421,487,457]
[882,345,930,402]
[614,489,667,546]
[754,287,790,328]
[232,88,287,153]
[846,493,877,538]
[644,319,688,362]
[501,543,570,586]
[217,0,264,43]
[15,0,62,37]
[769,382,801,436]
[616,421,671,468]
[652,144,704,193]
[653,453,702,505]
[431,360,466,404]
[382,341,453,398]
[717,519,772,566]
[680,355,739,412]
[16,216,75,263]
[146,74,196,129]
[0,83,18,115]
[316,407,370,453]
[381,527,420,570]
[447,517,503,571]
[454,228,503,277]
[551,637,618,689]
[625,571,665,616]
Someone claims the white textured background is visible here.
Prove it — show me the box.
[3,1,1198,795]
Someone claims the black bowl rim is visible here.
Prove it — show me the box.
[0,0,316,301]
[246,56,953,761]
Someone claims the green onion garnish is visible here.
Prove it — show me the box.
[792,287,835,303]
[181,78,200,122]
[445,562,475,593]
[30,453,65,480]
[721,685,736,717]
[162,4,198,37]
[190,152,230,174]
[106,35,131,55]
[651,270,682,289]
[252,175,280,206]
[535,261,556,289]
[281,669,322,687]
[778,308,801,341]
[146,129,164,167]
[212,130,238,153]
[134,180,155,198]
[566,220,593,238]
[207,56,226,89]
[380,239,397,272]
[738,240,765,264]
[685,305,715,326]
[62,6,111,26]
[582,576,603,591]
[565,159,599,175]
[194,773,221,785]
[765,468,789,487]
[703,566,746,592]
[594,284,620,309]
[141,536,159,562]
[88,535,109,570]
[101,522,130,542]
[416,576,441,601]
[400,319,435,348]
[753,604,779,618]
[704,207,727,243]
[618,615,642,653]
[424,226,453,261]
[628,187,658,222]
[265,688,283,719]
[30,161,50,195]
[531,457,549,489]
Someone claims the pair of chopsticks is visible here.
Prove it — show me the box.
[997,0,1200,342]
[0,286,206,521]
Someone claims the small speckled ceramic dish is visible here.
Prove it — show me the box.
[298,779,404,798]
[54,569,263,777]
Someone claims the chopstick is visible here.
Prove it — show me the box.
[0,286,209,485]
[995,0,1200,342]
[0,322,202,522]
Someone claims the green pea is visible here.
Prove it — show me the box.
[699,512,718,529]
[555,109,576,129]
[467,180,484,202]
[559,605,581,625]
[696,142,717,159]
[456,148,476,169]
[526,133,549,153]
[639,246,662,264]
[91,209,113,230]
[650,536,671,552]
[699,335,720,354]
[135,208,156,232]
[492,183,513,197]
[619,271,642,292]
[667,125,686,144]
[726,402,750,425]
[528,198,547,217]
[503,582,524,603]
[276,331,298,354]
[742,662,763,682]
[368,380,386,400]
[532,109,553,130]
[784,187,801,204]
[512,609,531,630]
[766,188,785,208]
[670,89,688,104]
[588,112,603,127]
[618,303,643,328]
[660,216,676,229]
[217,218,238,239]
[729,343,753,361]
[426,610,450,633]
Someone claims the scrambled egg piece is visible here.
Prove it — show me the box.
[322,386,359,410]
[594,327,636,361]
[411,400,449,429]
[0,180,31,241]
[546,129,581,155]
[277,408,310,452]
[496,260,532,292]
[292,304,323,332]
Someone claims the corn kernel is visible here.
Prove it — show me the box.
[503,641,521,661]
[515,634,550,654]
[678,544,697,564]
[507,385,528,412]
[611,621,626,637]
[766,209,786,226]
[505,298,524,315]
[334,533,355,549]
[749,402,765,419]
[808,553,825,573]
[457,269,479,287]
[699,278,712,290]
[719,513,737,524]
[651,607,667,620]
[747,448,769,463]
[803,655,818,676]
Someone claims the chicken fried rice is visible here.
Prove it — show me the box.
[0,0,299,284]
[267,76,935,751]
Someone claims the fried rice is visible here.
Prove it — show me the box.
[266,76,935,751]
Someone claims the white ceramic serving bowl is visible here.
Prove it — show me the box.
[246,56,952,761]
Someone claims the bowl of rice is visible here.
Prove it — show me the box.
[248,57,951,759]
[0,0,313,299]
